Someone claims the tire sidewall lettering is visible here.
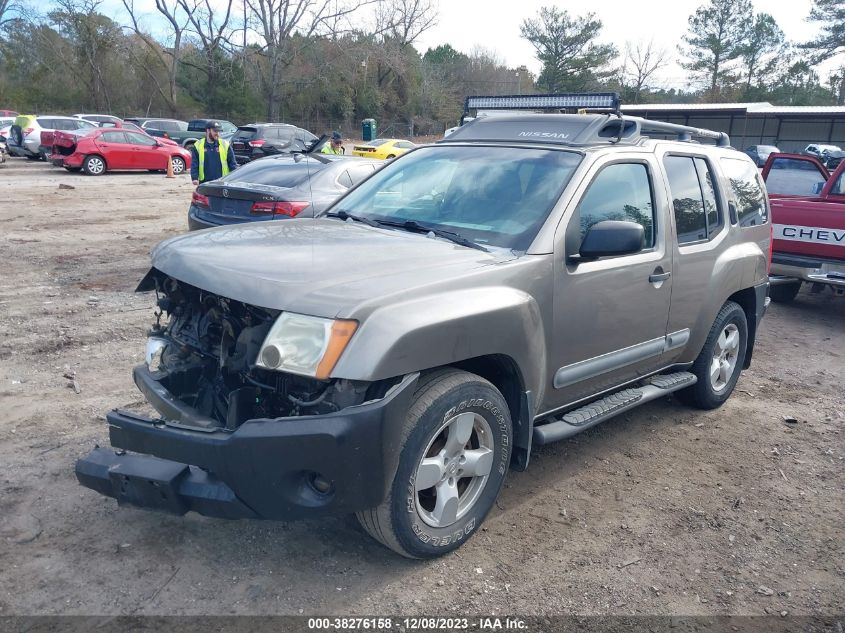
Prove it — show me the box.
[401,392,511,548]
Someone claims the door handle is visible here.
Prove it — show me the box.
[649,271,671,283]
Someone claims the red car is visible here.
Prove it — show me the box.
[50,127,191,175]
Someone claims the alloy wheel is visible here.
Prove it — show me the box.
[710,323,740,392]
[414,411,494,528]
[86,157,105,174]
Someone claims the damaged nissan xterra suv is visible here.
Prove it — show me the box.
[76,94,771,559]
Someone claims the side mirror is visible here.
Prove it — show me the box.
[576,220,644,260]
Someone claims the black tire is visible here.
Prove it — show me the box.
[769,281,801,304]
[25,154,41,161]
[386,154,396,159]
[356,369,512,559]
[676,301,748,410]
[170,156,186,175]
[82,154,106,175]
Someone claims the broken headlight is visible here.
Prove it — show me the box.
[145,336,168,372]
[255,313,357,380]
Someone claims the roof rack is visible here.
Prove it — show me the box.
[449,93,731,147]
[634,118,730,147]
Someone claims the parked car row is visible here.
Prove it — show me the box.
[743,143,843,169]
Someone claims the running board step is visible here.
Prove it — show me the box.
[533,371,697,446]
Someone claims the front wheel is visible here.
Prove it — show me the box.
[676,301,748,410]
[170,156,185,175]
[356,369,512,559]
[82,154,106,175]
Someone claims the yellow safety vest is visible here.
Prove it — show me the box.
[195,137,231,182]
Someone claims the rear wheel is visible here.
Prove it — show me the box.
[82,154,106,175]
[170,156,185,175]
[386,154,396,159]
[26,154,40,161]
[769,281,801,304]
[676,301,747,410]
[356,369,512,559]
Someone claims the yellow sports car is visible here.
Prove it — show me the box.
[351,138,417,160]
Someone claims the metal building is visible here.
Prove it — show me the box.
[621,102,845,152]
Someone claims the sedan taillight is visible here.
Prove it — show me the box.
[191,191,210,208]
[250,201,309,217]
[248,139,265,147]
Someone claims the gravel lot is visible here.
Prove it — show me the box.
[0,159,843,617]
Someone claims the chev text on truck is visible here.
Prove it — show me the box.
[76,94,771,559]
[761,152,845,302]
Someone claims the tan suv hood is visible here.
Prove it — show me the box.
[148,218,505,317]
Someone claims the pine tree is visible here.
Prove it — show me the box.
[682,0,753,99]
[520,7,617,93]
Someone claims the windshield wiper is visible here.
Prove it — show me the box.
[375,219,488,252]
[324,210,381,228]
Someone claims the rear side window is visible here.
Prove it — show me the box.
[338,164,375,188]
[664,156,706,243]
[720,158,767,226]
[577,162,655,247]
[101,131,128,143]
[764,157,828,196]
[664,155,723,244]
[271,127,296,142]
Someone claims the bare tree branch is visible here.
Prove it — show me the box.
[623,39,669,102]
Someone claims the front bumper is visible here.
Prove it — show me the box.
[771,253,845,288]
[76,368,419,520]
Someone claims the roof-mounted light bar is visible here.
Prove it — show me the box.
[464,93,621,114]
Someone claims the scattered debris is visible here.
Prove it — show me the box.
[58,183,75,190]
[779,468,788,482]
[618,557,641,569]
[757,586,775,596]
[783,415,798,424]
[694,423,704,428]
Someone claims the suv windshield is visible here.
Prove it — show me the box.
[332,145,582,250]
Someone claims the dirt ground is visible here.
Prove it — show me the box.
[0,159,843,618]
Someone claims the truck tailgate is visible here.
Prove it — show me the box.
[771,198,845,261]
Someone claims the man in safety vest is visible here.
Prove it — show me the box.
[321,131,345,155]
[191,120,237,185]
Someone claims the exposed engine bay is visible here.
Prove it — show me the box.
[142,271,377,429]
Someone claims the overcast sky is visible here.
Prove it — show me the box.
[414,0,836,89]
[103,0,838,91]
